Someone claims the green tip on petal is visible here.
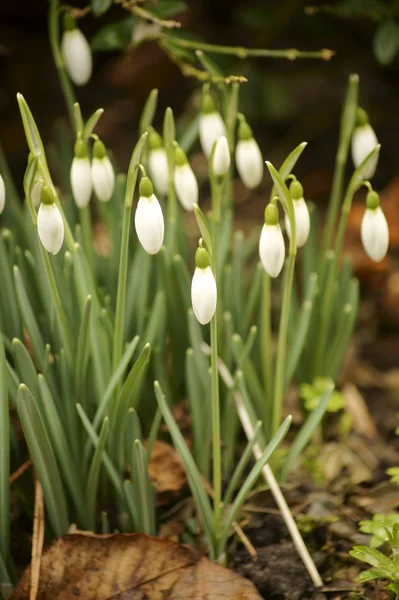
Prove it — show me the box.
[366,189,380,210]
[41,185,55,206]
[356,107,369,127]
[63,12,76,31]
[148,128,163,150]
[265,203,279,225]
[139,176,153,198]
[174,145,187,166]
[202,94,216,114]
[74,138,87,159]
[289,180,303,200]
[237,115,253,141]
[93,140,107,160]
[195,246,210,269]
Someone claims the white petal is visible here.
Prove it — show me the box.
[134,194,164,255]
[235,138,263,189]
[213,136,231,177]
[351,124,378,179]
[37,203,64,255]
[361,207,389,262]
[191,266,217,325]
[91,157,115,202]
[61,29,92,86]
[71,157,92,208]
[31,180,43,209]
[148,148,169,197]
[259,224,285,278]
[174,163,198,211]
[199,112,226,158]
[0,174,5,214]
[284,198,310,248]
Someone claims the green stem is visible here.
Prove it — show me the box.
[210,285,222,558]
[112,203,131,372]
[80,206,94,275]
[261,271,272,427]
[48,0,77,131]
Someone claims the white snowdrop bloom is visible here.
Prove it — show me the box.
[148,130,169,197]
[173,145,198,211]
[235,117,263,189]
[259,204,285,278]
[199,94,226,158]
[212,136,231,178]
[134,177,164,255]
[71,139,92,209]
[351,108,378,179]
[0,174,5,214]
[37,187,64,255]
[91,140,115,202]
[191,247,217,325]
[361,191,389,262]
[284,181,310,248]
[61,15,92,87]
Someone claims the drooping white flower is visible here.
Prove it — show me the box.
[173,144,198,211]
[199,94,226,158]
[284,180,310,248]
[191,247,217,325]
[37,186,64,255]
[212,135,231,178]
[91,140,115,202]
[361,191,389,262]
[351,108,378,179]
[235,116,263,189]
[61,15,92,87]
[134,176,164,255]
[71,139,92,209]
[148,129,169,197]
[0,174,5,214]
[259,204,285,278]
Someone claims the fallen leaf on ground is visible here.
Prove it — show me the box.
[146,440,187,505]
[11,533,262,600]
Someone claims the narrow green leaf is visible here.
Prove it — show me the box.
[83,108,104,141]
[130,440,156,535]
[0,335,10,566]
[269,141,307,201]
[75,295,92,407]
[12,338,39,401]
[125,132,148,208]
[86,417,109,531]
[349,145,381,193]
[139,88,159,135]
[193,204,213,257]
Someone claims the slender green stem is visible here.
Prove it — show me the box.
[261,271,272,426]
[80,206,94,275]
[48,0,77,131]
[210,290,222,558]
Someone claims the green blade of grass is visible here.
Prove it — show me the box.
[0,335,10,567]
[130,440,156,535]
[86,417,109,531]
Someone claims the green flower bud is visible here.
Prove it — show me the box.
[355,107,369,127]
[237,116,253,141]
[264,203,279,226]
[174,145,188,167]
[148,128,163,150]
[139,176,153,198]
[195,247,211,269]
[202,94,216,114]
[366,189,379,210]
[40,185,55,206]
[289,180,303,201]
[63,12,76,32]
[93,140,107,160]
[74,138,87,159]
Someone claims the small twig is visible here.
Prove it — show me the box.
[130,4,181,28]
[232,521,258,560]
[30,476,45,600]
[9,459,32,485]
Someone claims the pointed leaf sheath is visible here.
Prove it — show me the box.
[199,112,226,158]
[361,207,389,262]
[213,136,231,177]
[32,180,43,208]
[37,203,64,255]
[71,157,92,208]
[135,194,164,255]
[91,157,115,202]
[259,223,285,278]
[0,174,5,214]
[235,138,263,189]
[191,266,217,325]
[285,198,310,248]
[174,163,198,211]
[351,124,379,179]
[61,29,92,86]
[148,147,169,197]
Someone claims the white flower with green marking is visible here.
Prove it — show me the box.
[148,129,169,197]
[351,108,378,179]
[71,139,92,209]
[91,139,115,202]
[199,94,226,158]
[212,136,231,178]
[235,115,263,189]
[173,144,198,211]
[259,203,285,278]
[37,186,64,255]
[361,190,389,262]
[61,14,92,87]
[284,180,310,248]
[191,246,217,325]
[135,176,164,255]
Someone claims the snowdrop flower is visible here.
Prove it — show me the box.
[351,108,378,179]
[361,190,389,262]
[148,129,169,197]
[37,186,64,255]
[71,138,92,209]
[173,144,198,211]
[259,204,285,278]
[191,246,217,325]
[212,136,231,178]
[0,173,5,214]
[199,93,226,158]
[61,14,92,87]
[91,140,115,202]
[134,176,164,255]
[284,180,310,248]
[235,115,263,189]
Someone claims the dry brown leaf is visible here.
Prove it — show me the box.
[11,533,262,600]
[30,477,44,600]
[147,440,187,505]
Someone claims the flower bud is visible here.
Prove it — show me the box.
[61,14,92,86]
[0,174,5,214]
[351,108,378,179]
[191,247,217,325]
[91,140,115,202]
[173,145,198,211]
[212,136,231,178]
[361,191,389,262]
[259,204,285,278]
[148,130,169,197]
[37,186,64,255]
[71,139,92,209]
[284,181,310,248]
[199,94,226,158]
[235,116,263,189]
[134,177,164,255]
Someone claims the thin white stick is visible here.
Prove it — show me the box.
[201,342,323,588]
